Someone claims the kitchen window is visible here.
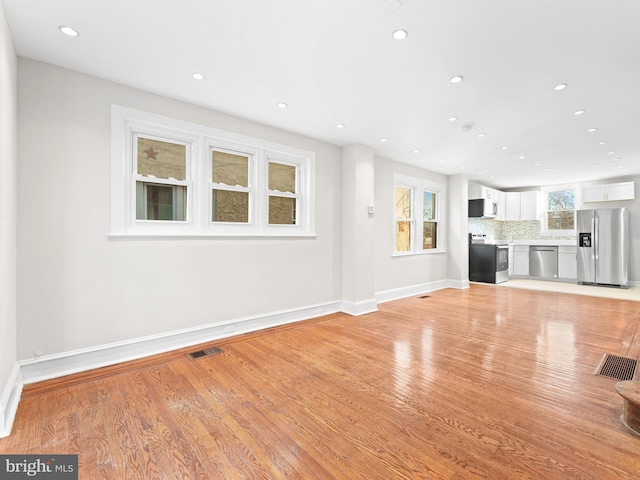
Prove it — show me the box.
[111,105,315,237]
[394,175,446,255]
[541,185,577,234]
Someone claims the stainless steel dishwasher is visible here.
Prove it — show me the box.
[529,246,558,279]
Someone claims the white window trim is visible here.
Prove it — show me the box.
[393,174,447,256]
[110,105,315,238]
[540,184,579,236]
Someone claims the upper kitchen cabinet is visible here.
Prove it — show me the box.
[469,185,506,220]
[505,192,521,220]
[505,191,538,221]
[520,191,539,220]
[469,185,501,201]
[581,181,635,203]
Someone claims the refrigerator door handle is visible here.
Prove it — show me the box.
[594,216,598,260]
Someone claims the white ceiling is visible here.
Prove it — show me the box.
[4,0,640,189]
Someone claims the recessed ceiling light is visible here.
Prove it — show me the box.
[608,151,615,155]
[459,166,465,170]
[574,110,585,115]
[450,75,463,84]
[598,141,607,145]
[336,124,345,129]
[379,138,387,142]
[277,102,288,108]
[587,128,597,132]
[533,163,540,167]
[477,172,483,175]
[477,133,486,138]
[554,83,568,91]
[519,156,525,159]
[619,165,625,168]
[191,72,205,80]
[501,146,509,150]
[413,150,420,154]
[59,26,79,37]
[543,168,550,171]
[448,117,457,122]
[392,29,408,40]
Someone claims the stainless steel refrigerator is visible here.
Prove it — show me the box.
[576,208,630,288]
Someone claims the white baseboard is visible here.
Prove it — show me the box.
[6,282,469,437]
[341,298,379,316]
[0,363,22,438]
[19,300,342,385]
[376,278,469,304]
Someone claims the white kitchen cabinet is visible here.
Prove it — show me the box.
[558,246,577,280]
[469,185,502,201]
[496,190,506,220]
[508,246,514,275]
[505,192,521,220]
[520,191,539,220]
[513,246,529,276]
[582,181,635,203]
[504,191,538,221]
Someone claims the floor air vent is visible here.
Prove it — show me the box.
[189,346,223,359]
[419,295,431,299]
[595,353,638,381]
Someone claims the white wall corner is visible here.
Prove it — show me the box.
[446,278,470,290]
[376,279,468,304]
[18,301,342,386]
[341,299,379,316]
[0,363,22,438]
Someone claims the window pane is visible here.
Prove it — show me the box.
[423,222,437,249]
[396,187,412,218]
[137,137,186,180]
[269,196,296,224]
[269,162,296,193]
[547,211,574,230]
[212,190,249,223]
[396,221,412,252]
[212,150,248,187]
[423,191,436,221]
[136,182,186,221]
[547,190,574,211]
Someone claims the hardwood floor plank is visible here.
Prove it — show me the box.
[3,284,640,479]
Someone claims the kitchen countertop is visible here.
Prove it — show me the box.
[509,239,576,246]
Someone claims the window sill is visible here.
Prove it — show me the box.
[108,232,317,241]
[392,250,447,257]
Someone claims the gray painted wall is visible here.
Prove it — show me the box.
[0,0,18,433]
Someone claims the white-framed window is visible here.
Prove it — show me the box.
[541,184,578,235]
[134,133,192,223]
[111,105,315,237]
[394,174,446,255]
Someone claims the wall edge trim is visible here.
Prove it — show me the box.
[376,279,469,304]
[0,363,22,438]
[18,301,342,386]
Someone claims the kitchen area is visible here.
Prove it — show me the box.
[468,181,635,288]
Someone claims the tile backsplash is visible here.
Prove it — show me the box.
[468,219,576,242]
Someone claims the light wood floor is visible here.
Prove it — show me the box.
[2,284,640,479]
